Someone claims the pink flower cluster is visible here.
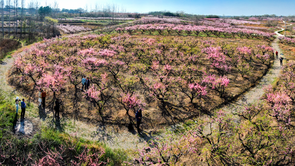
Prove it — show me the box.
[188,83,207,96]
[202,47,231,72]
[122,93,142,109]
[117,24,275,38]
[57,24,91,34]
[86,85,101,100]
[279,36,295,46]
[266,92,292,124]
[135,17,184,24]
[237,47,252,55]
[202,74,230,89]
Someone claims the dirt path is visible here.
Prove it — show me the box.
[203,32,283,134]
[0,48,42,137]
[0,32,284,150]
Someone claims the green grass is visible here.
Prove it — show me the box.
[0,95,15,139]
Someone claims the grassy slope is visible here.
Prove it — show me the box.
[0,90,128,165]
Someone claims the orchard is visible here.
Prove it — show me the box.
[9,32,274,129]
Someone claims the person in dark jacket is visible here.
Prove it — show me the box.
[275,51,278,59]
[85,77,90,90]
[54,99,61,119]
[280,57,284,66]
[81,76,86,91]
[21,99,26,122]
[135,109,143,132]
[41,90,47,108]
[15,97,20,114]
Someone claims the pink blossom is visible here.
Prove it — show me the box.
[86,85,101,100]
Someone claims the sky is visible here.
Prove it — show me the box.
[34,0,295,16]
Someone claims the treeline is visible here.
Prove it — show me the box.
[0,0,62,42]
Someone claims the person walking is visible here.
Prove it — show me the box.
[275,51,278,59]
[280,57,284,66]
[21,99,26,122]
[41,90,47,108]
[85,77,90,90]
[15,97,20,114]
[135,108,143,133]
[81,76,86,91]
[38,89,42,107]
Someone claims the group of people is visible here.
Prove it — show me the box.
[275,51,285,66]
[14,76,145,133]
[15,87,62,123]
[15,97,26,122]
[81,76,91,91]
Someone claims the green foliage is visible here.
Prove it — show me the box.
[0,95,15,139]
[45,16,58,24]
[38,6,52,20]
[206,15,220,18]
[163,12,180,17]
[102,145,128,166]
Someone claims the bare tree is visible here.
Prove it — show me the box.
[53,1,58,18]
[95,3,98,16]
[85,4,88,13]
[7,0,10,36]
[14,0,18,36]
[20,0,24,38]
[34,1,38,18]
[103,4,111,17]
[111,4,117,23]
[1,0,4,37]
[28,1,33,15]
[27,1,33,40]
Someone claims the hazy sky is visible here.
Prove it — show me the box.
[35,0,295,16]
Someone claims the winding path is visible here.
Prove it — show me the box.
[0,47,40,136]
[225,33,283,111]
[0,31,284,149]
[204,32,284,132]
